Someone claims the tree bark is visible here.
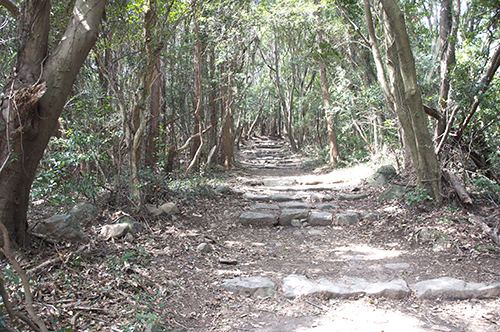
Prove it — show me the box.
[190,15,203,162]
[146,62,162,167]
[317,29,339,164]
[380,0,441,200]
[0,0,105,246]
[436,0,460,142]
[364,0,441,200]
[209,43,218,149]
[220,64,234,168]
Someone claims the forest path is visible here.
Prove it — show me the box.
[197,135,500,332]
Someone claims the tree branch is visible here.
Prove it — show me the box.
[456,42,500,142]
[0,0,20,19]
[0,222,48,332]
[469,214,500,247]
[423,104,442,121]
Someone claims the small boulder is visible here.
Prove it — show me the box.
[160,202,180,215]
[146,204,164,217]
[68,202,98,224]
[98,223,130,241]
[33,214,88,243]
[116,215,142,234]
[335,212,361,225]
[214,185,232,195]
[146,202,179,216]
[378,185,407,201]
[366,165,397,186]
[196,242,211,253]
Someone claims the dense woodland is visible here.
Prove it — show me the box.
[0,0,499,329]
[1,0,499,243]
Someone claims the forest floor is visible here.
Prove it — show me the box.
[12,136,500,332]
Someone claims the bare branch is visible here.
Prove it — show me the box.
[0,0,20,19]
[0,222,49,332]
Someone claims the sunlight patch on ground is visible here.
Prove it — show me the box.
[295,300,431,332]
[332,244,403,261]
[299,164,375,187]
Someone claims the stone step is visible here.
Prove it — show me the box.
[218,275,500,302]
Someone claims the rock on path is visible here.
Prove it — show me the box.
[282,274,410,300]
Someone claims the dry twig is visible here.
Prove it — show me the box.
[0,222,49,332]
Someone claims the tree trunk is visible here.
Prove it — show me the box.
[318,30,339,164]
[436,0,460,142]
[209,43,218,149]
[146,62,162,167]
[380,0,441,200]
[220,65,234,168]
[0,0,105,246]
[364,0,441,200]
[190,15,203,162]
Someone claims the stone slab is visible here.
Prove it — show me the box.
[335,212,361,225]
[311,193,334,202]
[283,274,409,300]
[279,209,309,225]
[338,193,368,201]
[243,193,271,202]
[315,203,339,210]
[238,177,263,186]
[220,277,277,297]
[263,178,297,187]
[272,193,305,202]
[308,211,333,226]
[279,201,311,209]
[239,211,277,226]
[250,204,280,211]
[413,277,500,300]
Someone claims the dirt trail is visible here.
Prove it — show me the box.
[188,135,500,332]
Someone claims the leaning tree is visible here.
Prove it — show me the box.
[0,0,106,246]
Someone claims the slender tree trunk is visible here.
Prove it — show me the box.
[273,28,286,138]
[190,15,203,162]
[220,64,234,168]
[209,44,218,149]
[286,62,298,151]
[436,0,460,142]
[318,30,339,164]
[0,0,105,246]
[146,62,161,167]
